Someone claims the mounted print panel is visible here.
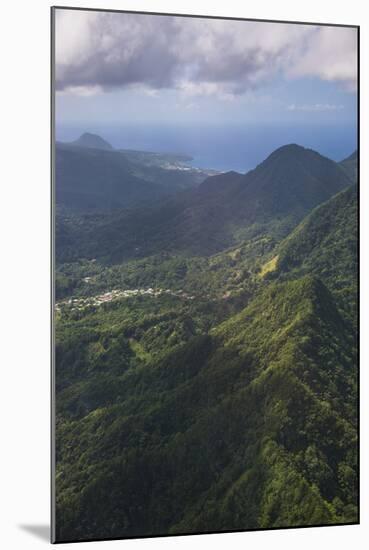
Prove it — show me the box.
[51,6,359,543]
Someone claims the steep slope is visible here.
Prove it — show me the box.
[55,142,170,211]
[188,144,351,248]
[339,151,357,183]
[55,277,357,541]
[55,139,212,212]
[56,144,352,264]
[233,144,351,219]
[275,184,358,323]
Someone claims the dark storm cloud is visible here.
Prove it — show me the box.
[55,10,357,96]
[56,13,182,91]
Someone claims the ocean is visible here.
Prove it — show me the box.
[55,123,357,174]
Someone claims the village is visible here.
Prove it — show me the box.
[55,287,195,313]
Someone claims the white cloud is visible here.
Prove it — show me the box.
[287,103,345,112]
[288,26,358,91]
[56,85,104,97]
[55,10,358,97]
[55,10,99,69]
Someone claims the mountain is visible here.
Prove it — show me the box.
[71,132,114,150]
[197,170,244,196]
[57,144,352,264]
[55,137,213,212]
[55,142,170,211]
[275,184,358,324]
[54,139,358,541]
[339,151,357,183]
[54,276,357,541]
[232,144,351,218]
[57,180,357,312]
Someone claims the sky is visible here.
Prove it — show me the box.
[54,9,358,171]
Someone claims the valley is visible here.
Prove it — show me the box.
[54,137,358,542]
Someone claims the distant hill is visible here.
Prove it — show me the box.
[339,151,357,183]
[71,132,114,150]
[57,144,352,264]
[55,135,214,212]
[233,144,351,219]
[55,142,170,211]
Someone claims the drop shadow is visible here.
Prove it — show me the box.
[18,524,50,542]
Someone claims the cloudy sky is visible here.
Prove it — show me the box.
[54,8,358,169]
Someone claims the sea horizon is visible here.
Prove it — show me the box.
[55,122,357,173]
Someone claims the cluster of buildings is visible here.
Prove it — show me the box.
[55,287,195,313]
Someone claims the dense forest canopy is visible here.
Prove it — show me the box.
[54,139,358,542]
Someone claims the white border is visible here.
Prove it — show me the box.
[0,1,367,548]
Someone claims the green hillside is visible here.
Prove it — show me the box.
[276,185,358,324]
[55,277,357,541]
[56,136,212,213]
[54,144,358,542]
[339,151,358,183]
[55,144,351,264]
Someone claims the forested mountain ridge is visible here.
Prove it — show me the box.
[56,143,169,211]
[56,134,213,212]
[55,144,352,264]
[275,184,358,325]
[221,143,352,217]
[339,151,358,183]
[55,277,357,541]
[54,143,358,541]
